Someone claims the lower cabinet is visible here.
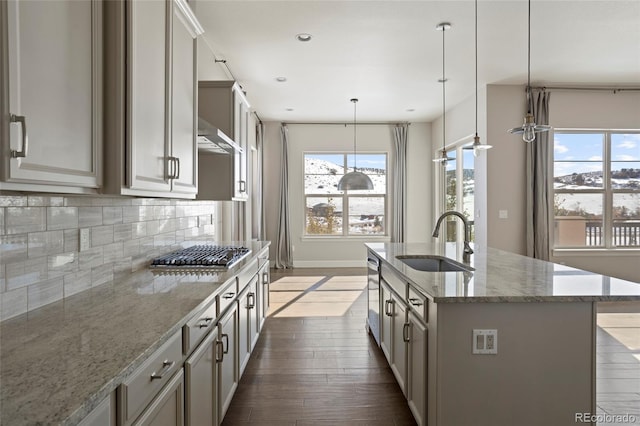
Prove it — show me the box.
[184,331,217,426]
[79,392,116,426]
[381,279,408,396]
[238,275,259,376]
[133,370,184,426]
[407,310,428,426]
[217,301,238,425]
[258,259,270,330]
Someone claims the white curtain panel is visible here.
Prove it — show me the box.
[393,124,408,243]
[275,124,293,268]
[526,90,551,260]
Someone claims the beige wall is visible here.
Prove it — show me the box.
[262,122,432,267]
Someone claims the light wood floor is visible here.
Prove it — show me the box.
[222,268,417,425]
[222,268,640,426]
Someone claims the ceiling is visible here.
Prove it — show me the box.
[194,1,640,123]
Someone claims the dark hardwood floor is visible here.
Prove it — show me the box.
[222,268,417,425]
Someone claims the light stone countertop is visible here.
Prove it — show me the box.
[0,240,270,426]
[366,242,640,303]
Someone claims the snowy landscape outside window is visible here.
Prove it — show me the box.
[304,153,387,236]
[553,131,640,248]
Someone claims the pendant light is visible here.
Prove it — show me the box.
[508,0,551,143]
[433,23,454,164]
[471,0,492,155]
[337,98,374,191]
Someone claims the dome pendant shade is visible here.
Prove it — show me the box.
[432,148,454,163]
[337,171,374,190]
[508,113,551,143]
[338,98,374,191]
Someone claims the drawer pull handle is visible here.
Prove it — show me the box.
[10,114,28,158]
[222,333,229,354]
[239,180,246,193]
[223,292,235,299]
[409,298,423,307]
[215,340,224,363]
[247,292,256,309]
[403,323,411,343]
[262,272,269,284]
[197,317,214,328]
[384,299,393,316]
[150,360,175,380]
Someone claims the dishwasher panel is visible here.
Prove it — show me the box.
[367,255,381,346]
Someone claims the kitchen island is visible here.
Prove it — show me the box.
[0,240,270,425]
[366,242,640,426]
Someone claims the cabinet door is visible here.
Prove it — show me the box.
[169,0,197,195]
[238,286,250,377]
[258,261,270,330]
[407,311,427,426]
[185,330,217,426]
[127,0,170,193]
[380,280,393,363]
[390,291,408,397]
[133,370,184,426]
[1,0,102,192]
[232,88,249,200]
[217,302,238,425]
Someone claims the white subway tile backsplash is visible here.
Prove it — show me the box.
[1,288,28,321]
[0,234,28,263]
[6,207,46,234]
[91,225,114,247]
[27,277,63,311]
[47,207,79,231]
[78,207,103,227]
[0,195,218,320]
[28,231,64,258]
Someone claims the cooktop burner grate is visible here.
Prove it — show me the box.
[151,245,251,269]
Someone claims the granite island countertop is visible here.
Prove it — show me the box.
[0,240,270,426]
[366,242,640,303]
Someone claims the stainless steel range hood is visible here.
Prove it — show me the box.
[197,117,242,154]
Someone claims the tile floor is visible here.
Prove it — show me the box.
[223,268,640,426]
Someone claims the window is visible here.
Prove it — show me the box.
[304,153,387,236]
[440,145,475,242]
[553,131,640,248]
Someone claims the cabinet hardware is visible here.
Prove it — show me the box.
[175,157,180,179]
[247,292,255,309]
[10,114,28,158]
[239,180,246,193]
[403,323,411,343]
[222,292,235,299]
[167,156,181,179]
[385,299,393,316]
[150,360,175,380]
[262,272,269,284]
[197,317,214,328]
[409,298,423,307]
[221,333,229,354]
[215,340,224,363]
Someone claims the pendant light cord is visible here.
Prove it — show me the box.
[352,98,358,171]
[475,0,478,137]
[526,0,532,112]
[442,25,446,154]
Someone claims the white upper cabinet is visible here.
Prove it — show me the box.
[104,0,202,199]
[0,0,102,193]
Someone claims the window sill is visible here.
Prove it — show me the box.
[553,248,640,257]
[301,235,391,242]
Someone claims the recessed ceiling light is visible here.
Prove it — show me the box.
[286,108,294,111]
[276,77,287,82]
[296,33,312,42]
[406,108,415,112]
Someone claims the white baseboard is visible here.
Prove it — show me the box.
[292,260,367,268]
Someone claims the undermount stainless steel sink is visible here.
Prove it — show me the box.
[396,255,474,272]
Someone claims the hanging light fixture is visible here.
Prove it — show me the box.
[433,23,454,164]
[471,0,492,155]
[508,0,551,143]
[337,98,374,191]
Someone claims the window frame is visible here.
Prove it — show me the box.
[302,151,388,238]
[552,129,640,252]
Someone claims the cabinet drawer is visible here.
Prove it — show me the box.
[183,297,217,355]
[381,263,407,299]
[119,330,182,425]
[236,258,258,291]
[408,286,428,323]
[217,278,238,316]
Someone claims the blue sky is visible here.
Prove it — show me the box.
[305,153,387,170]
[554,133,640,176]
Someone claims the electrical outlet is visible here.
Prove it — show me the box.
[79,228,91,252]
[499,210,508,219]
[473,329,498,354]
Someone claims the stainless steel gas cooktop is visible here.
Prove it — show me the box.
[150,245,251,271]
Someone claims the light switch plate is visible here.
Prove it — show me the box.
[473,329,498,354]
[499,210,508,219]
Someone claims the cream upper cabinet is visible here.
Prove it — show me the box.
[104,0,202,199]
[0,0,102,193]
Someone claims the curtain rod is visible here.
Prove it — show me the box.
[282,122,411,126]
[531,86,640,93]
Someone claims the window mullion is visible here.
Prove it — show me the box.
[604,132,613,248]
